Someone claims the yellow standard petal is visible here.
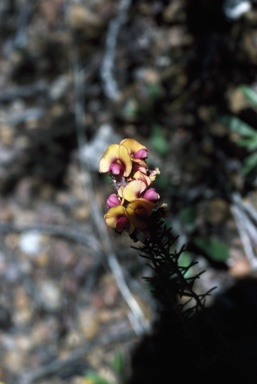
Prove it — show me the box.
[118,144,133,177]
[123,180,147,202]
[99,144,132,177]
[99,144,120,173]
[104,205,127,229]
[133,172,151,186]
[120,138,147,157]
[126,198,155,230]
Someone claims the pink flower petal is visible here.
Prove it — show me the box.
[116,216,129,232]
[110,163,123,175]
[134,148,148,159]
[143,188,160,201]
[106,194,121,208]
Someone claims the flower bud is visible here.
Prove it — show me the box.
[134,148,148,159]
[106,194,121,208]
[143,188,160,201]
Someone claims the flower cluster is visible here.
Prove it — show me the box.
[99,138,166,241]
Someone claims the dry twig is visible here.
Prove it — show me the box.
[0,222,96,249]
[100,0,132,101]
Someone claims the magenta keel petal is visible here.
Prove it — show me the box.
[143,188,160,201]
[106,194,121,208]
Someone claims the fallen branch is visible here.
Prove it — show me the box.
[0,80,48,102]
[0,222,96,250]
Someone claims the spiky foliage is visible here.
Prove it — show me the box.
[133,215,214,319]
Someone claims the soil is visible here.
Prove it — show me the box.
[0,1,257,383]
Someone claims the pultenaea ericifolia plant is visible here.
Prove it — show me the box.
[99,138,210,314]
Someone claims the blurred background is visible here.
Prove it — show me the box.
[0,0,257,383]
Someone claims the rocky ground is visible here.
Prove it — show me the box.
[0,0,257,383]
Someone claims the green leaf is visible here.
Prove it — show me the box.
[154,173,170,189]
[178,251,193,278]
[237,137,257,150]
[221,115,256,137]
[242,152,257,175]
[103,174,111,183]
[194,237,230,262]
[150,125,169,157]
[178,206,197,232]
[122,99,139,120]
[239,85,257,107]
[111,349,124,374]
[148,82,160,100]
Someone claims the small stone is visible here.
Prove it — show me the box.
[34,252,50,267]
[5,234,19,249]
[14,177,35,207]
[49,74,71,100]
[0,202,13,221]
[38,280,62,311]
[68,4,102,29]
[226,87,247,113]
[64,330,82,349]
[72,204,90,221]
[14,287,30,310]
[229,249,251,277]
[4,350,25,374]
[163,0,186,22]
[16,334,32,352]
[13,309,32,326]
[30,319,58,344]
[77,308,99,339]
[167,26,193,47]
[0,125,14,147]
[19,231,43,256]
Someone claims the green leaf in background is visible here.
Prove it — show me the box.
[178,206,197,232]
[122,99,139,120]
[150,125,169,157]
[242,152,257,175]
[84,371,112,384]
[221,115,256,137]
[103,174,111,183]
[111,349,124,375]
[239,85,257,107]
[237,136,257,150]
[153,173,170,189]
[148,82,161,100]
[194,237,230,262]
[178,251,194,278]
